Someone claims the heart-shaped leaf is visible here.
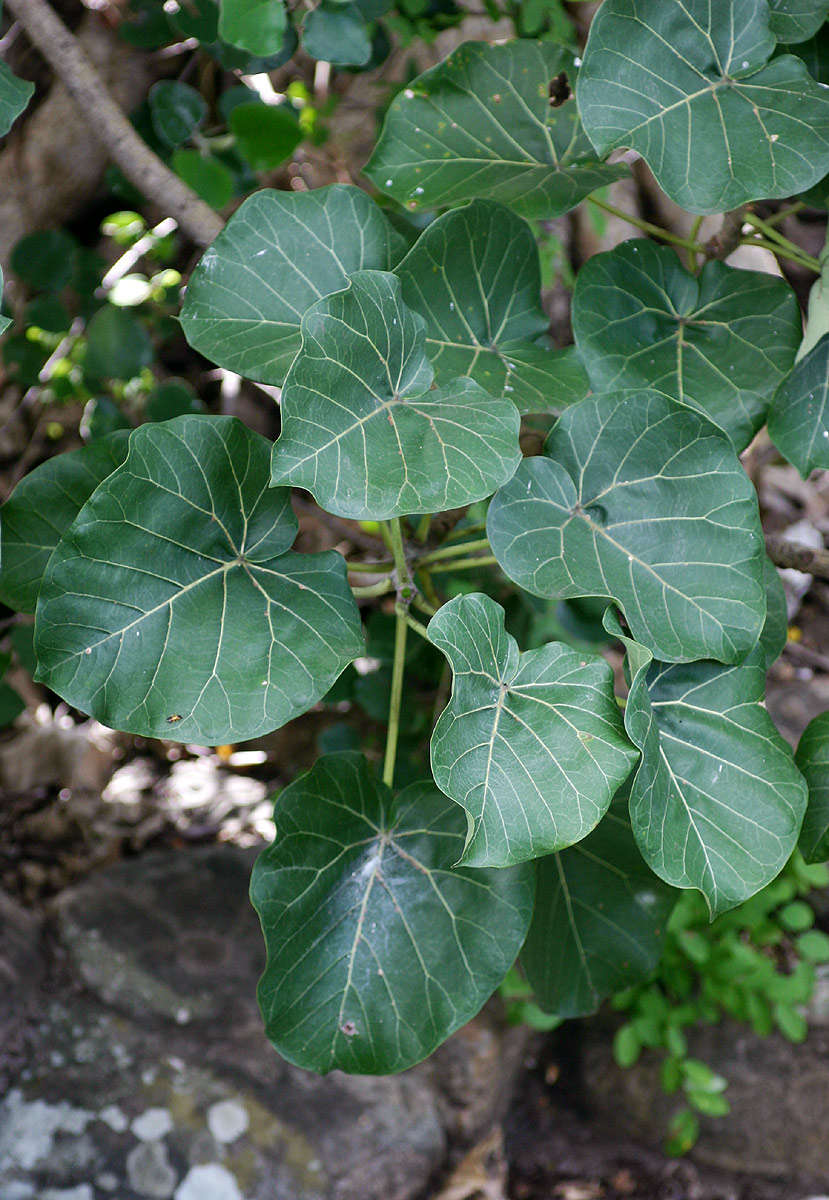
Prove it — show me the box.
[34,416,363,743]
[796,711,829,862]
[572,239,801,451]
[769,0,829,42]
[616,624,807,917]
[0,59,33,138]
[578,0,829,213]
[250,752,535,1073]
[180,185,403,385]
[271,271,521,520]
[487,391,766,665]
[218,0,286,54]
[522,804,675,1017]
[395,200,582,414]
[365,40,626,219]
[0,431,129,614]
[428,593,637,868]
[768,333,829,477]
[148,80,207,148]
[302,1,372,66]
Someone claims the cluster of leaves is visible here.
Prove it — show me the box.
[3,0,829,1092]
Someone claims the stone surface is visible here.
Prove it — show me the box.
[0,844,528,1199]
[0,888,45,1090]
[581,1017,829,1182]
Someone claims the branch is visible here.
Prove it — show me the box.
[5,0,223,248]
[766,534,829,581]
[704,207,747,260]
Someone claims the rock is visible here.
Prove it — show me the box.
[580,1017,829,1183]
[1,844,525,1199]
[0,889,45,1090]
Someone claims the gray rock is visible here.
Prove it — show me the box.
[581,1017,829,1182]
[0,888,45,1089]
[2,844,527,1199]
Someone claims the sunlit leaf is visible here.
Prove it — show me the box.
[219,0,287,54]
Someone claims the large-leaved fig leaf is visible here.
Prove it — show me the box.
[271,271,521,520]
[34,416,363,743]
[0,431,129,614]
[0,58,34,139]
[615,624,807,917]
[486,391,766,665]
[572,240,801,451]
[769,0,829,42]
[365,40,626,219]
[427,593,637,868]
[796,711,829,862]
[250,752,535,1074]
[578,0,829,214]
[180,185,403,385]
[768,333,829,477]
[522,805,675,1017]
[760,555,789,669]
[395,200,582,414]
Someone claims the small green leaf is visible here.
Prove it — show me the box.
[616,627,808,918]
[395,200,579,414]
[219,0,286,53]
[768,333,829,477]
[427,593,637,867]
[149,80,207,148]
[84,307,154,381]
[778,901,815,932]
[34,416,364,743]
[230,102,302,172]
[0,58,33,138]
[180,185,401,385]
[145,379,203,422]
[796,929,829,961]
[302,1,372,66]
[666,1107,699,1155]
[578,0,829,213]
[11,230,78,292]
[271,271,521,520]
[0,432,130,614]
[487,391,766,665]
[687,1090,730,1117]
[613,1023,642,1068]
[572,240,801,451]
[171,150,234,210]
[366,40,625,219]
[769,0,829,42]
[774,1002,808,1040]
[796,710,829,861]
[250,752,535,1073]
[522,806,674,1017]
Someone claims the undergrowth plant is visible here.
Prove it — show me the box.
[3,0,829,1085]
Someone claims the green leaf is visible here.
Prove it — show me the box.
[487,391,766,665]
[796,710,829,861]
[666,1108,700,1155]
[145,379,203,422]
[761,555,788,669]
[84,307,154,381]
[613,1023,642,1068]
[180,185,401,385]
[395,200,579,415]
[617,629,807,917]
[774,1001,808,1039]
[578,0,829,214]
[34,416,364,743]
[427,593,637,868]
[796,928,829,960]
[0,432,130,614]
[250,752,535,1073]
[0,59,33,138]
[219,0,286,53]
[229,102,302,172]
[572,240,801,451]
[769,0,829,42]
[522,807,674,1017]
[148,80,207,148]
[271,271,521,520]
[365,40,625,219]
[778,900,814,931]
[11,230,77,292]
[171,150,234,210]
[0,266,10,337]
[302,1,372,66]
[768,333,829,477]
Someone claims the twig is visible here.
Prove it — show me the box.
[4,0,223,247]
[766,534,829,580]
[704,207,747,260]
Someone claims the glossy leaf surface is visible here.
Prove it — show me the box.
[428,593,637,867]
[250,752,535,1073]
[769,0,829,41]
[218,0,287,54]
[34,416,363,743]
[0,59,33,138]
[768,333,829,477]
[271,271,521,520]
[796,711,829,862]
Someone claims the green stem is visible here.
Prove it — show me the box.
[404,612,431,641]
[414,513,432,542]
[346,559,394,574]
[411,592,439,618]
[382,607,407,788]
[387,517,413,599]
[587,195,707,255]
[444,519,487,541]
[428,554,499,574]
[417,536,491,566]
[688,215,704,271]
[742,216,820,269]
[351,579,393,598]
[739,236,819,272]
